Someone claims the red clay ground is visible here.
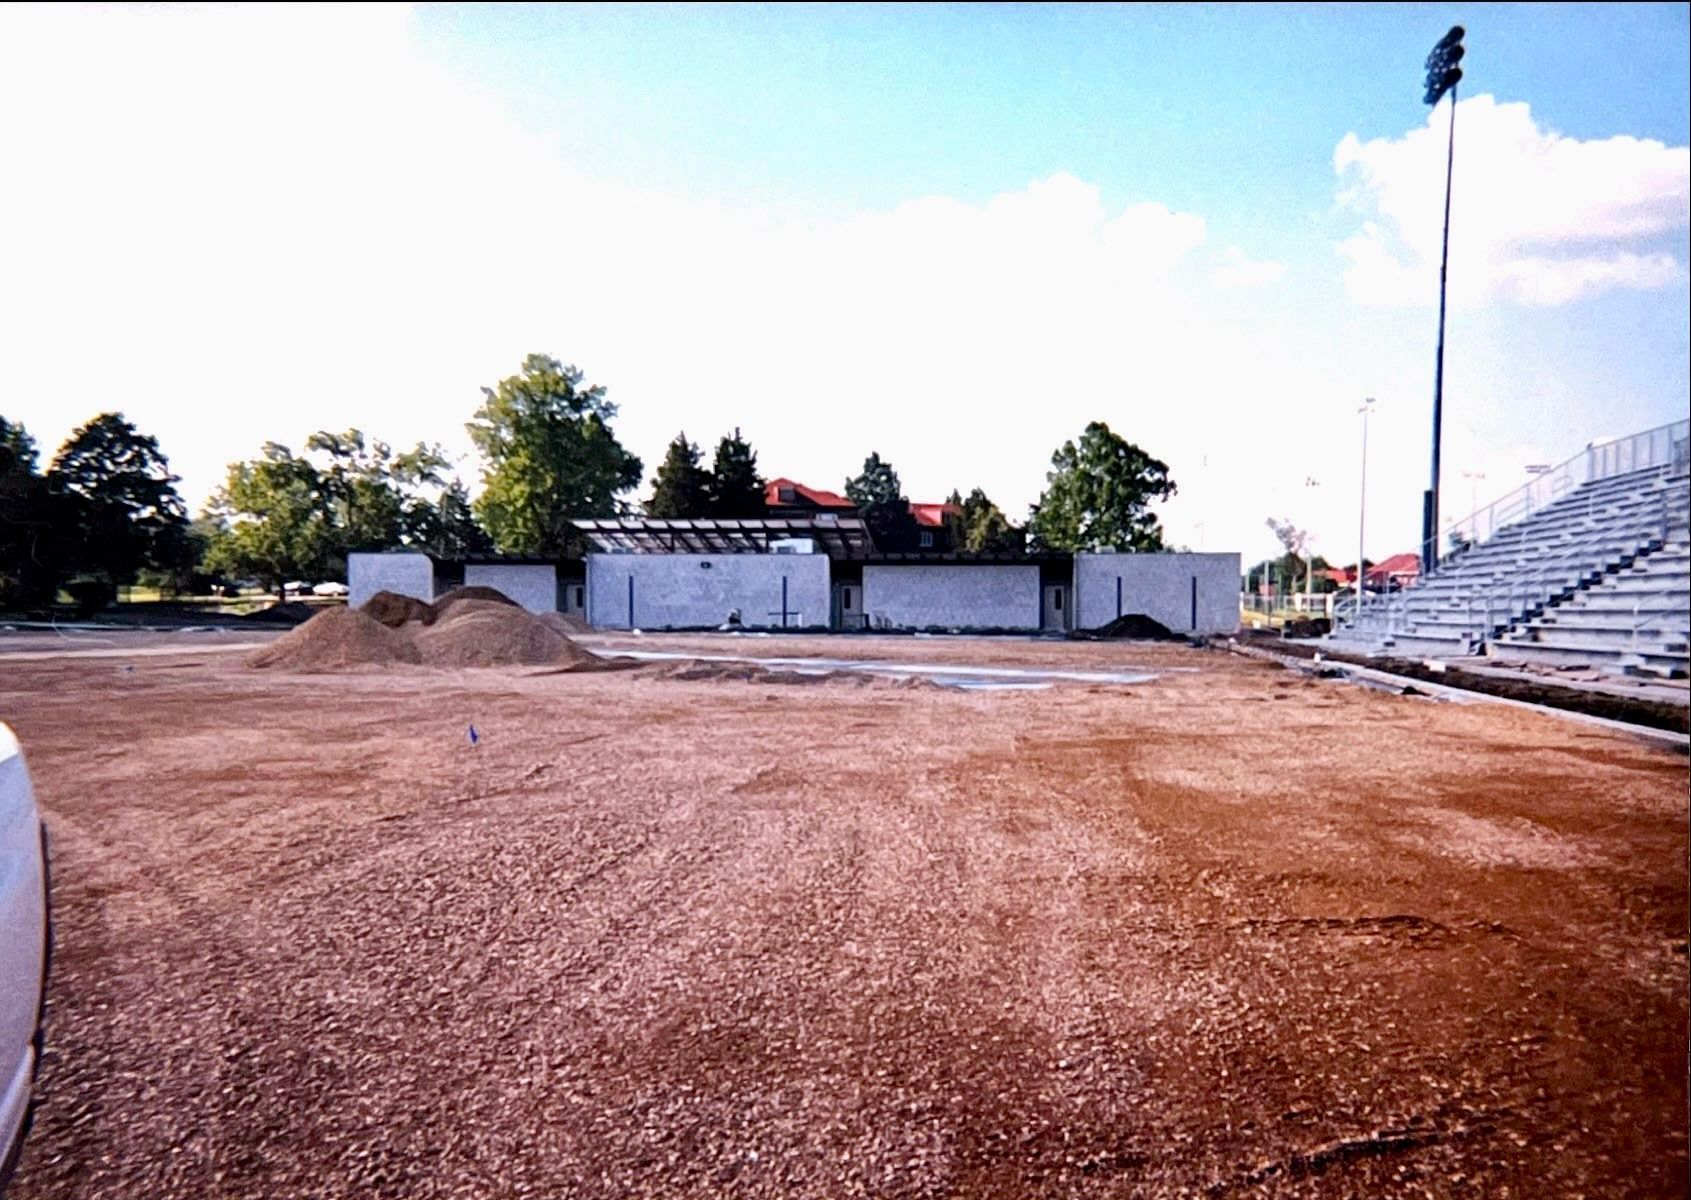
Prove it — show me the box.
[1,633,1685,1198]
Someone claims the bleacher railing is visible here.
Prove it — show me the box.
[1438,418,1689,567]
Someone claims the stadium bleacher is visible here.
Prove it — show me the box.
[1330,421,1690,677]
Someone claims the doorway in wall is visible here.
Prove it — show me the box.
[1042,584,1069,631]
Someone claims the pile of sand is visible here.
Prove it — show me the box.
[361,590,434,628]
[254,587,603,672]
[247,607,423,670]
[541,611,591,635]
[417,605,602,669]
[430,586,518,623]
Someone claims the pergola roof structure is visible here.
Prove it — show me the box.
[571,516,877,559]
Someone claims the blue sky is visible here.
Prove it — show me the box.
[2,3,1686,564]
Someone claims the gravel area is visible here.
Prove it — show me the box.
[2,634,1685,1198]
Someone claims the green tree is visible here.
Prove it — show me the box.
[305,429,447,554]
[707,427,765,517]
[846,451,920,551]
[1027,422,1175,552]
[957,487,1025,553]
[845,451,904,510]
[1,417,38,476]
[204,431,455,597]
[0,416,77,610]
[202,443,334,599]
[647,432,713,518]
[402,479,495,559]
[48,412,190,590]
[466,353,643,555]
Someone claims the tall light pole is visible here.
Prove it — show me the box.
[1358,397,1376,609]
[1421,24,1466,576]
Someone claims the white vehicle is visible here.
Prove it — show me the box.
[0,724,47,1191]
[282,581,312,595]
[311,581,350,597]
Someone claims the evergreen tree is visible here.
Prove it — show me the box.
[647,432,713,518]
[707,427,764,517]
[845,451,919,551]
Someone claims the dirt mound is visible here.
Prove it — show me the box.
[241,601,319,626]
[430,598,519,626]
[541,611,591,636]
[248,607,422,670]
[360,590,434,628]
[415,605,602,669]
[429,586,518,622]
[1076,613,1181,641]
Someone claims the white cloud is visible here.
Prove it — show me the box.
[1210,246,1288,290]
[4,6,1679,571]
[1335,94,1689,307]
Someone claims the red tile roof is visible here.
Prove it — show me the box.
[909,502,962,528]
[764,477,855,510]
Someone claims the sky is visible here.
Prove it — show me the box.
[2,2,1686,566]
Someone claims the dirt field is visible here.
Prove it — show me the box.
[2,633,1685,1198]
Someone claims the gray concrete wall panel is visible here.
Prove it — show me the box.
[862,564,1040,630]
[347,553,435,610]
[586,554,830,629]
[1073,553,1240,635]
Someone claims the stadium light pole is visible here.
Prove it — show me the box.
[1357,397,1376,609]
[1421,24,1466,576]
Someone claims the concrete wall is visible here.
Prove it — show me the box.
[464,563,559,614]
[586,553,831,630]
[347,552,434,610]
[862,564,1040,630]
[1073,553,1240,635]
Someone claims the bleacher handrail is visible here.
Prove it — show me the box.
[1437,417,1690,568]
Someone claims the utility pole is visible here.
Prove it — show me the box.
[1421,24,1466,576]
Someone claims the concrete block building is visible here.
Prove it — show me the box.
[570,514,1239,635]
[347,481,1240,637]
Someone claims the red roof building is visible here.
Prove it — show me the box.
[909,501,963,528]
[764,477,855,514]
[1325,553,1422,588]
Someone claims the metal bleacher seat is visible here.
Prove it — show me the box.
[1328,421,1691,677]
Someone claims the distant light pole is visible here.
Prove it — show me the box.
[1421,24,1466,576]
[1357,398,1376,608]
[1463,469,1485,541]
[1303,477,1320,610]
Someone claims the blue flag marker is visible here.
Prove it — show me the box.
[468,724,480,746]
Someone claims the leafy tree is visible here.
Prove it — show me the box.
[466,353,643,555]
[203,443,335,599]
[402,479,495,559]
[0,416,76,610]
[647,432,713,518]
[306,429,447,554]
[707,427,765,517]
[48,412,190,590]
[957,487,1025,554]
[1027,422,1175,552]
[204,432,456,597]
[1266,517,1312,595]
[1,417,38,476]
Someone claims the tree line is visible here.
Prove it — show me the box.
[1,351,1177,609]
